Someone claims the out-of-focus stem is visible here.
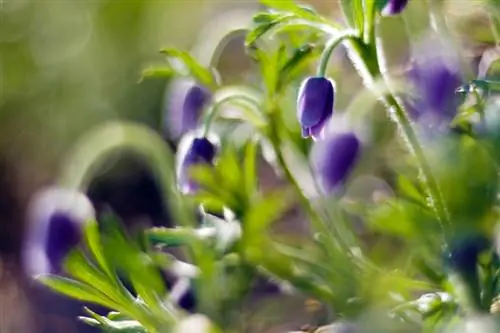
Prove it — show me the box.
[347,37,450,235]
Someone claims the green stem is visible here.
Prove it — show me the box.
[203,94,264,136]
[57,121,196,330]
[58,121,193,227]
[362,0,377,45]
[348,37,450,234]
[317,31,359,77]
[267,108,353,255]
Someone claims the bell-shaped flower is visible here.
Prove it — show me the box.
[405,34,464,129]
[23,187,95,276]
[176,133,218,194]
[165,78,212,140]
[379,0,409,16]
[310,132,361,194]
[297,76,335,140]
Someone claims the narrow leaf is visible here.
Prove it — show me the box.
[83,219,114,279]
[160,48,214,87]
[35,275,120,309]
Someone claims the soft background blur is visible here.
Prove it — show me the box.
[0,1,495,332]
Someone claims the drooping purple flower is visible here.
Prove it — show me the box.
[177,134,218,194]
[297,76,335,140]
[23,187,95,276]
[379,0,409,16]
[311,132,361,194]
[165,78,212,140]
[405,34,464,128]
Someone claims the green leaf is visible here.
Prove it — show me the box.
[80,308,147,333]
[277,43,318,90]
[160,48,214,87]
[147,227,207,247]
[260,0,320,21]
[242,138,259,201]
[217,144,243,193]
[64,250,126,306]
[35,275,121,309]
[189,165,240,209]
[397,175,427,208]
[140,67,174,81]
[341,0,364,32]
[245,14,293,47]
[242,189,294,242]
[83,219,114,279]
[101,217,168,315]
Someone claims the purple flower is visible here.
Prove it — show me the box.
[297,76,335,140]
[405,35,464,127]
[22,187,95,276]
[165,78,212,140]
[311,132,361,194]
[177,134,218,194]
[379,0,409,16]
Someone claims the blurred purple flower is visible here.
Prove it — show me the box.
[23,187,95,276]
[165,78,212,140]
[177,134,218,194]
[297,76,335,140]
[311,132,361,194]
[380,0,409,16]
[405,34,464,128]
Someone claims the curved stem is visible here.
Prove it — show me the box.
[317,31,359,77]
[203,94,264,136]
[57,121,194,228]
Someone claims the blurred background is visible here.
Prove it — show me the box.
[0,0,495,332]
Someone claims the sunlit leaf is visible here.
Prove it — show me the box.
[64,250,125,305]
[341,0,364,32]
[83,219,114,280]
[160,48,214,87]
[277,43,318,90]
[260,0,321,21]
[35,275,120,309]
[140,67,174,81]
[242,138,259,201]
[80,308,147,333]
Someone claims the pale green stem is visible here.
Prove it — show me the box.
[58,121,193,227]
[203,94,264,136]
[317,31,359,77]
[348,38,451,235]
[57,121,196,329]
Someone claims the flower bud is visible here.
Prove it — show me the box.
[165,78,212,140]
[311,132,360,194]
[379,0,409,16]
[297,76,335,140]
[23,187,95,276]
[177,134,218,194]
[405,34,464,128]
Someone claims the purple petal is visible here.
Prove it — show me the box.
[311,133,361,194]
[297,77,335,128]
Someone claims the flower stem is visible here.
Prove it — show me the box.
[316,31,358,77]
[348,37,450,234]
[266,107,353,255]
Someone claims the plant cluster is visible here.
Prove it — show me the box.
[22,0,500,332]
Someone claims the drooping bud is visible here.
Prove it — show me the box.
[405,34,464,129]
[297,76,335,140]
[176,133,218,194]
[165,78,212,140]
[310,132,360,194]
[23,187,95,276]
[378,0,409,16]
